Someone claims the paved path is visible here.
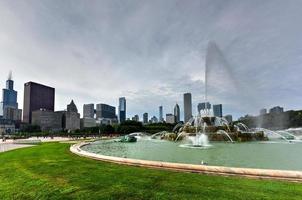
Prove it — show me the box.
[0,137,75,153]
[0,143,34,153]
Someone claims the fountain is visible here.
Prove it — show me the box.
[79,41,302,171]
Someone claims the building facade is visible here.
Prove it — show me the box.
[0,119,15,135]
[174,103,180,123]
[269,106,284,114]
[143,113,148,124]
[183,93,192,122]
[80,118,96,128]
[166,113,175,124]
[83,104,94,118]
[31,109,62,131]
[96,103,116,119]
[159,106,163,122]
[213,104,223,117]
[118,97,126,123]
[224,115,233,124]
[0,72,21,121]
[23,82,55,123]
[197,102,211,113]
[150,116,158,123]
[132,114,139,122]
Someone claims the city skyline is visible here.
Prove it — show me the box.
[1,1,302,120]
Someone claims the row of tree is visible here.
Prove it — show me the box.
[15,120,178,138]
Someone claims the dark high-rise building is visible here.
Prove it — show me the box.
[213,104,223,117]
[132,114,139,122]
[269,106,284,114]
[143,112,148,124]
[0,72,18,117]
[96,103,116,119]
[183,93,192,122]
[159,106,163,122]
[197,102,211,113]
[174,103,180,123]
[83,104,94,118]
[23,82,55,123]
[118,97,126,123]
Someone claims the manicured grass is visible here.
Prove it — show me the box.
[0,143,302,200]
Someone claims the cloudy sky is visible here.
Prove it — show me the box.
[0,0,301,120]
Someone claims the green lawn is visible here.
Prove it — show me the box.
[0,143,302,200]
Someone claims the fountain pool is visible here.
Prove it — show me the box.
[81,138,302,171]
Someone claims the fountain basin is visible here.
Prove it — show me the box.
[71,141,302,182]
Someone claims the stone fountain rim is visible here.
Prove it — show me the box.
[70,142,302,182]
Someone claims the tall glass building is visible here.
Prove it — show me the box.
[0,72,18,117]
[213,104,223,117]
[118,97,126,123]
[174,103,180,123]
[159,106,163,122]
[183,93,192,122]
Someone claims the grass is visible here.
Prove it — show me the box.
[0,143,302,200]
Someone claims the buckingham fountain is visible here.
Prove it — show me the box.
[79,41,302,172]
[151,41,266,147]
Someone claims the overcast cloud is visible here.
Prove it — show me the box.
[0,0,301,120]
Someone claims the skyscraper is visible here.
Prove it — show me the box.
[83,104,94,118]
[23,82,55,123]
[96,103,116,119]
[143,112,148,124]
[197,102,211,113]
[174,103,180,123]
[183,93,192,122]
[213,104,223,117]
[0,72,18,117]
[118,97,126,123]
[159,106,163,122]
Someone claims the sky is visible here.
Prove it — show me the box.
[0,0,302,120]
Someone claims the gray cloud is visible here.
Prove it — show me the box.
[0,0,301,120]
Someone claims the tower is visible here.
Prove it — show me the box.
[183,93,192,122]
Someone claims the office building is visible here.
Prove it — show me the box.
[96,104,116,119]
[80,118,96,128]
[0,119,15,135]
[118,97,126,123]
[3,107,22,122]
[132,114,139,122]
[23,82,55,123]
[166,113,175,124]
[269,106,284,114]
[83,104,94,118]
[63,100,80,131]
[197,102,211,113]
[174,103,180,123]
[183,93,192,122]
[143,113,148,124]
[224,115,233,124]
[31,109,62,131]
[213,104,223,117]
[260,108,267,115]
[159,106,163,122]
[150,116,158,123]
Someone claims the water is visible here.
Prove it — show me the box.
[82,139,302,171]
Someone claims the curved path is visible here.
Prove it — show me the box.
[70,142,302,182]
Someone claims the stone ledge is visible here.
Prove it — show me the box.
[70,142,302,182]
